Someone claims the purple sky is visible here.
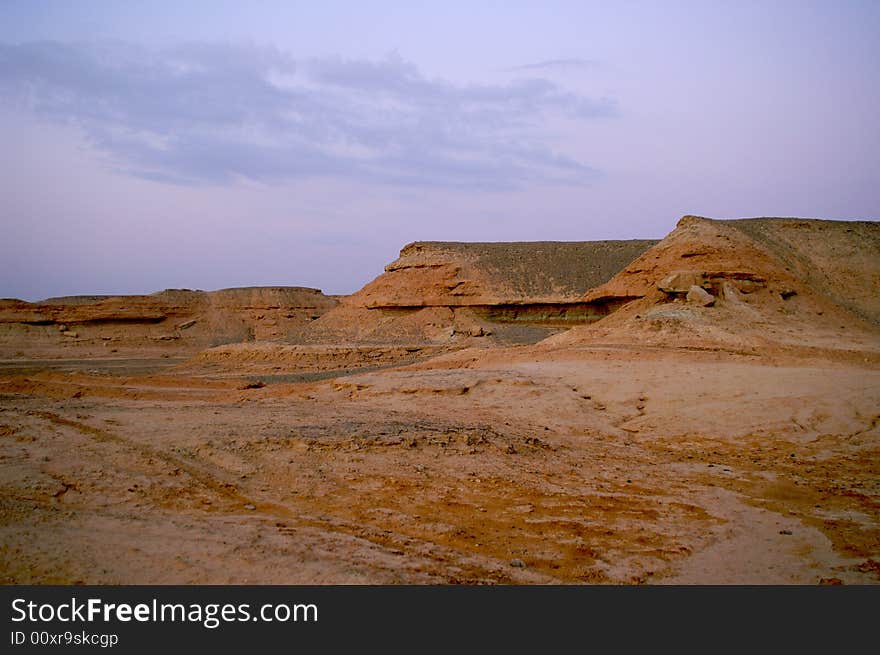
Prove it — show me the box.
[1,1,878,300]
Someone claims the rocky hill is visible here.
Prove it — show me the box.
[547,215,880,358]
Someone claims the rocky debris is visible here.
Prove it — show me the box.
[509,558,526,568]
[721,281,741,302]
[658,270,766,298]
[686,285,715,307]
[658,270,709,294]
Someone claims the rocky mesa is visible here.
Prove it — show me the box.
[297,239,658,346]
[0,286,338,358]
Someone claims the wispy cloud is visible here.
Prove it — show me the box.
[504,58,601,73]
[0,42,617,189]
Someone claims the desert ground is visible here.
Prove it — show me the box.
[1,215,878,584]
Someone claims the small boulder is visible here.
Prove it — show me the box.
[61,330,79,338]
[657,270,706,294]
[721,281,741,302]
[686,285,715,307]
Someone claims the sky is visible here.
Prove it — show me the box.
[1,1,878,300]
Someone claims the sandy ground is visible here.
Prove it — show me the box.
[1,345,877,584]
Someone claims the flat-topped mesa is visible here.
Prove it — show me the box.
[358,240,659,309]
[299,239,659,346]
[1,287,336,325]
[0,286,339,357]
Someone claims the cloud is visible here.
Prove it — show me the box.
[0,42,616,189]
[504,58,601,73]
